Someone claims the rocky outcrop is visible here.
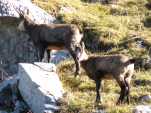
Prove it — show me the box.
[139,95,151,103]
[0,0,56,75]
[50,50,71,64]
[0,22,37,75]
[0,63,63,113]
[0,0,56,24]
[0,75,30,113]
[18,63,64,113]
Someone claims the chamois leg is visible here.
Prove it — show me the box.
[116,77,127,105]
[37,44,46,62]
[42,49,49,62]
[124,77,131,104]
[46,49,50,62]
[95,79,102,103]
[69,49,80,77]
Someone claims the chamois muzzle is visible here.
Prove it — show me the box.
[76,42,88,61]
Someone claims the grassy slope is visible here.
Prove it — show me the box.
[56,60,151,113]
[33,0,151,112]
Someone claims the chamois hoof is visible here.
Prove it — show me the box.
[74,71,81,77]
[116,100,124,105]
[95,98,102,104]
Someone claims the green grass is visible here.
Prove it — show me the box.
[33,0,151,54]
[56,60,151,113]
[31,0,151,112]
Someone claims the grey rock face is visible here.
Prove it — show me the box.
[0,22,38,75]
[133,105,151,113]
[0,0,56,75]
[18,63,64,113]
[0,0,56,24]
[50,50,71,64]
[139,95,151,103]
[0,75,31,113]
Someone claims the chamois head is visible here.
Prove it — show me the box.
[76,42,88,61]
[17,9,34,31]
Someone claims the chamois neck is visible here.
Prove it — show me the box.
[24,19,36,33]
[80,58,89,68]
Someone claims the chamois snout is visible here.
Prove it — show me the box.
[76,42,88,61]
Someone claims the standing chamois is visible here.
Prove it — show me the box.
[77,43,135,105]
[17,12,84,76]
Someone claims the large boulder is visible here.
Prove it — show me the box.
[0,75,30,113]
[139,95,151,103]
[18,63,64,113]
[0,0,56,24]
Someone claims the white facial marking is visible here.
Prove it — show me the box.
[127,64,134,71]
[18,20,25,31]
[79,50,88,61]
[75,29,83,43]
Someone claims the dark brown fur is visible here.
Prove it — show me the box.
[18,15,83,75]
[78,44,135,104]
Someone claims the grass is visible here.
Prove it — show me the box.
[56,60,151,113]
[33,0,151,54]
[31,0,151,112]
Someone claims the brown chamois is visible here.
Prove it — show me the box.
[17,12,84,76]
[77,43,135,105]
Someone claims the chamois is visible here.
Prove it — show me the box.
[17,12,84,76]
[77,43,135,104]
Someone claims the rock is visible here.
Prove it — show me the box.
[0,67,9,82]
[139,95,151,102]
[134,79,151,86]
[50,50,71,64]
[0,0,56,24]
[0,0,57,75]
[12,100,30,113]
[34,62,56,72]
[0,24,38,74]
[133,105,151,113]
[18,63,64,113]
[0,76,19,111]
[0,75,31,113]
[0,111,8,113]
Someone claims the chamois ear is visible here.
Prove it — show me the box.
[14,7,25,20]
